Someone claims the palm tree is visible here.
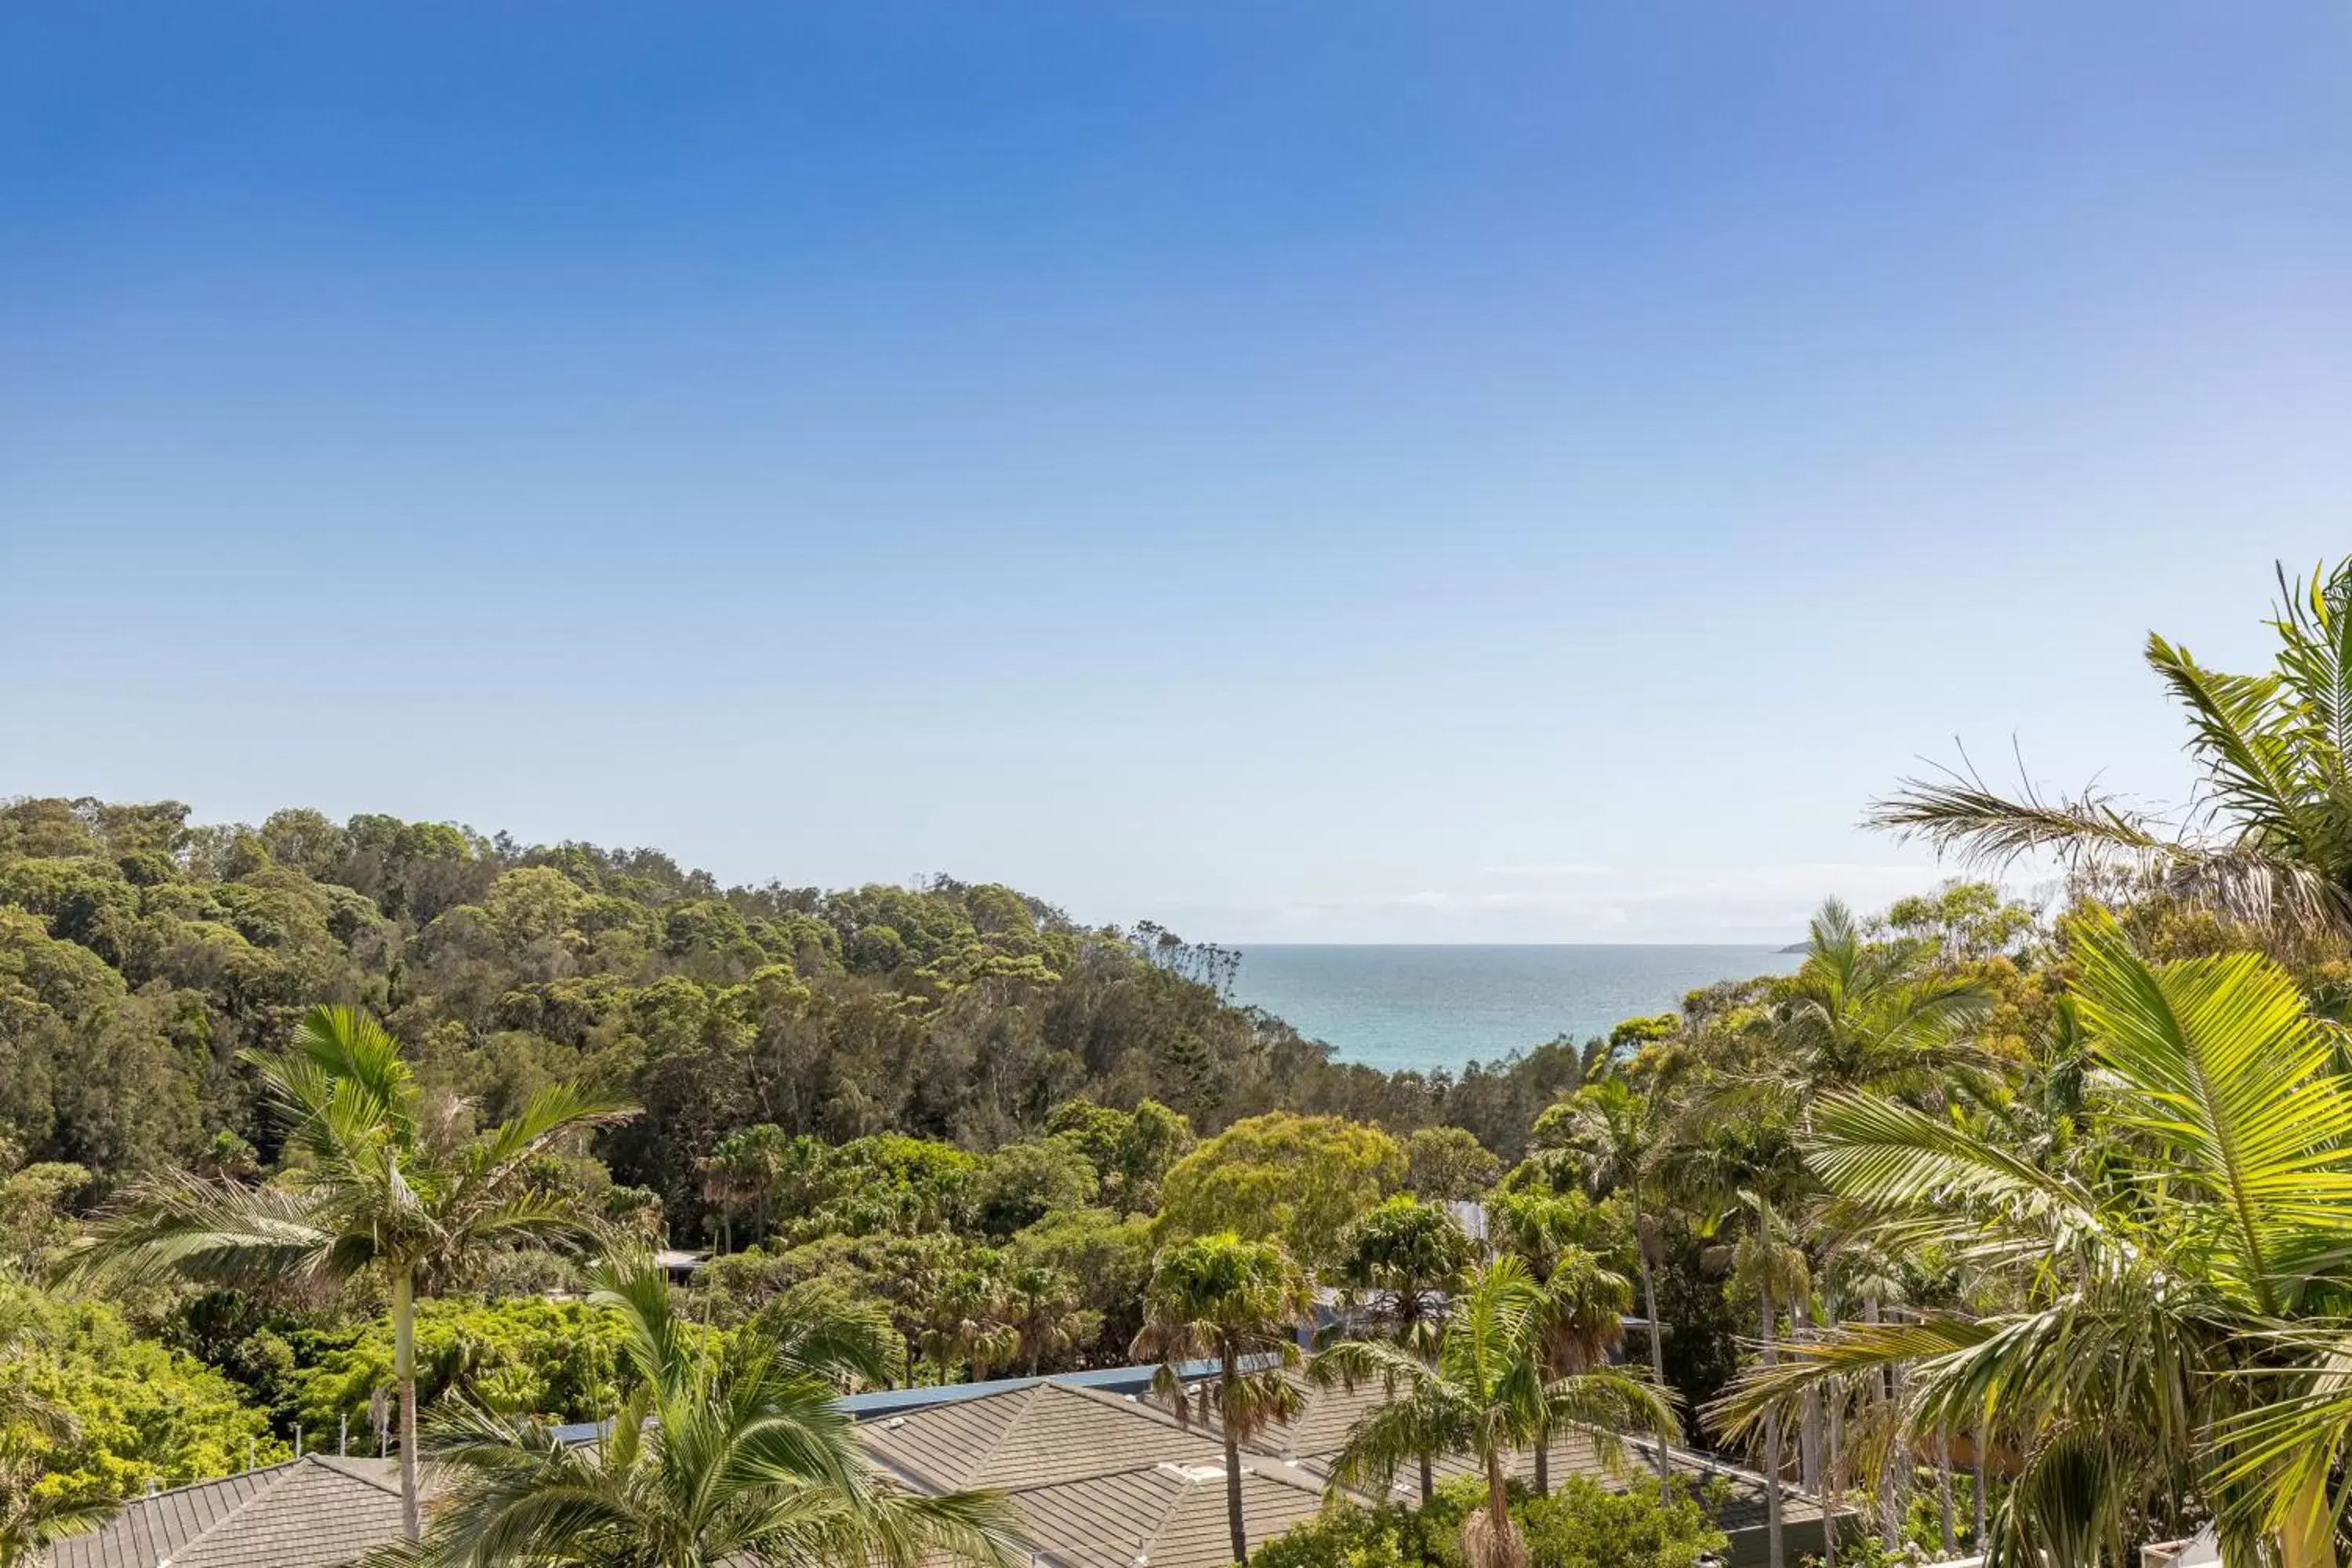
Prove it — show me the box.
[1316,1256,1678,1568]
[920,1265,1018,1384]
[1530,1246,1636,1496]
[1872,557,2352,935]
[1752,899,1994,1121]
[1005,1264,1087,1376]
[1327,1196,1473,1504]
[697,1124,804,1254]
[75,1005,630,1540]
[1726,1192,1810,1568]
[379,1256,1025,1568]
[1541,1076,1672,1465]
[1134,1233,1314,1565]
[1713,909,2352,1568]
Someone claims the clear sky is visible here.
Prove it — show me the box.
[4,3,2348,943]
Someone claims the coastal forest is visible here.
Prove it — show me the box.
[13,560,2352,1568]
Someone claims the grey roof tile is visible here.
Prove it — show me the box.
[46,1456,415,1568]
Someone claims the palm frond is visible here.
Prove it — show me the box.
[1805,1091,2101,1236]
[590,1254,695,1397]
[67,1176,343,1293]
[1868,764,2174,870]
[2071,911,2352,1310]
[2145,635,2325,858]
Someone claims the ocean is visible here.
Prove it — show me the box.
[1225,944,1802,1074]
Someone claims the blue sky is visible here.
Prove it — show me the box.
[4,3,2348,942]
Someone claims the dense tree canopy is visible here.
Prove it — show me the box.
[0,798,1555,1229]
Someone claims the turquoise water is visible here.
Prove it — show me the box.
[1228,944,1801,1073]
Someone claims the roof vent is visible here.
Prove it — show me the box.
[884,1417,908,1430]
[1156,1462,1226,1484]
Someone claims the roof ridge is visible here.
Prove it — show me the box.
[148,1455,406,1568]
[1067,1367,1323,1461]
[1135,1461,1200,1555]
[970,1382,1060,1483]
[1052,1377,1209,1438]
[303,1454,405,1498]
[149,1461,310,1568]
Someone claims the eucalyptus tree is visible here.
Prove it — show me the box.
[381,1256,1024,1568]
[1715,911,2352,1568]
[1134,1232,1315,1564]
[1874,557,2352,937]
[1316,1257,1678,1568]
[76,1006,630,1540]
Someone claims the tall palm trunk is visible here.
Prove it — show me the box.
[1633,1187,1671,1477]
[1419,1453,1435,1508]
[1823,1396,1841,1564]
[1795,1300,1820,1490]
[1970,1426,1986,1548]
[1465,1446,1525,1568]
[1761,1290,1784,1568]
[1866,1295,1902,1548]
[1533,1421,1548,1497]
[1936,1432,1955,1555]
[1221,1359,1247,1564]
[392,1270,420,1541]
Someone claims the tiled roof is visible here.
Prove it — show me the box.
[47,1457,415,1568]
[1009,1461,1331,1568]
[54,1359,1825,1568]
[862,1381,1234,1494]
[862,1359,1832,1568]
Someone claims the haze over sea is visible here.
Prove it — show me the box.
[1228,945,1803,1074]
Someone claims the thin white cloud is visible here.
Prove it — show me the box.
[1141,859,1987,943]
[1480,862,1617,878]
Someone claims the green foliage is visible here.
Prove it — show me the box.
[0,1159,89,1276]
[396,1257,1024,1568]
[1514,1475,1730,1568]
[287,1297,637,1438]
[0,1281,281,1502]
[971,1139,1098,1238]
[1004,1207,1156,1361]
[1402,1125,1502,1201]
[1253,1475,1727,1568]
[1334,1196,1472,1327]
[0,796,1597,1253]
[1157,1112,1405,1269]
[1044,1096,1195,1209]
